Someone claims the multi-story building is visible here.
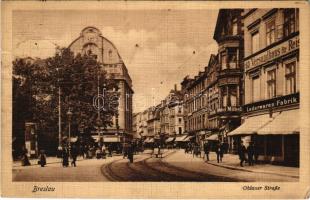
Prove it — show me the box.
[132,112,143,139]
[228,9,300,166]
[147,105,161,137]
[182,71,209,142]
[159,85,184,136]
[69,26,134,141]
[210,9,244,143]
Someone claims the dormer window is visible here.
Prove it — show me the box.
[109,50,113,58]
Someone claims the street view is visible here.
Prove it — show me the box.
[12,8,299,182]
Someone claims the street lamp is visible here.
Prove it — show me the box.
[56,67,62,153]
[67,109,73,153]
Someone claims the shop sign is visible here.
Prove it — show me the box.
[245,35,299,70]
[244,92,299,113]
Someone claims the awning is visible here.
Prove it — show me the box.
[257,109,299,135]
[103,136,121,142]
[165,137,175,143]
[205,134,218,141]
[198,131,206,135]
[144,138,154,143]
[227,114,274,136]
[175,135,188,142]
[183,135,194,142]
[70,137,78,142]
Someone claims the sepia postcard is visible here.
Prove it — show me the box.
[1,1,310,199]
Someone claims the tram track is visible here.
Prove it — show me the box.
[101,150,240,182]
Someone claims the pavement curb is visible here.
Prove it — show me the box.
[207,162,299,179]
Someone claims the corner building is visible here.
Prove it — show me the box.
[228,9,299,166]
[69,27,134,141]
[211,9,244,144]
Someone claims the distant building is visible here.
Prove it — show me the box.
[69,26,134,141]
[159,85,184,136]
[181,71,209,143]
[228,9,300,166]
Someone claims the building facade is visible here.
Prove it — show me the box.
[159,86,184,136]
[69,27,134,139]
[211,9,244,144]
[182,71,209,142]
[228,9,300,166]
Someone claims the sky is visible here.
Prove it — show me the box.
[13,9,219,113]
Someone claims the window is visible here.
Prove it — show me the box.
[252,76,261,102]
[227,48,237,69]
[266,20,276,46]
[178,118,182,124]
[267,69,276,98]
[285,61,296,94]
[178,107,182,113]
[178,127,182,135]
[220,52,227,70]
[251,31,260,53]
[232,22,238,35]
[284,9,297,37]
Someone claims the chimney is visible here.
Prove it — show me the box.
[174,84,177,91]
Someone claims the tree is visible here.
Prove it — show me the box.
[13,48,120,155]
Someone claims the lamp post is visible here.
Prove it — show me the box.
[56,67,62,153]
[67,109,73,155]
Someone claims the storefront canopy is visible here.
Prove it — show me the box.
[205,134,218,141]
[227,114,274,136]
[144,138,154,143]
[175,135,188,142]
[257,109,299,135]
[165,137,175,143]
[183,135,194,142]
[103,136,121,142]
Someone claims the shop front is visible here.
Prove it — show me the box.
[228,108,299,166]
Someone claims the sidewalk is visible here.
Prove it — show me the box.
[164,149,299,180]
[206,152,299,178]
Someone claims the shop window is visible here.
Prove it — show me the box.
[267,69,276,98]
[266,135,282,156]
[285,61,296,94]
[283,9,297,37]
[266,19,276,46]
[252,76,260,102]
[251,31,260,53]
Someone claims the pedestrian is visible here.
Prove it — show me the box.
[238,141,247,167]
[247,142,254,166]
[108,144,112,157]
[123,143,128,158]
[71,145,78,167]
[96,147,102,159]
[220,142,225,161]
[62,147,69,167]
[127,143,134,163]
[38,149,46,167]
[215,142,223,163]
[203,141,210,162]
[101,144,106,159]
[21,146,31,166]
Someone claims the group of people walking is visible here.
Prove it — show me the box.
[184,140,258,168]
[238,141,257,167]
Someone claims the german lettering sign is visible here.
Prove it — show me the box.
[245,35,299,70]
[243,92,299,113]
